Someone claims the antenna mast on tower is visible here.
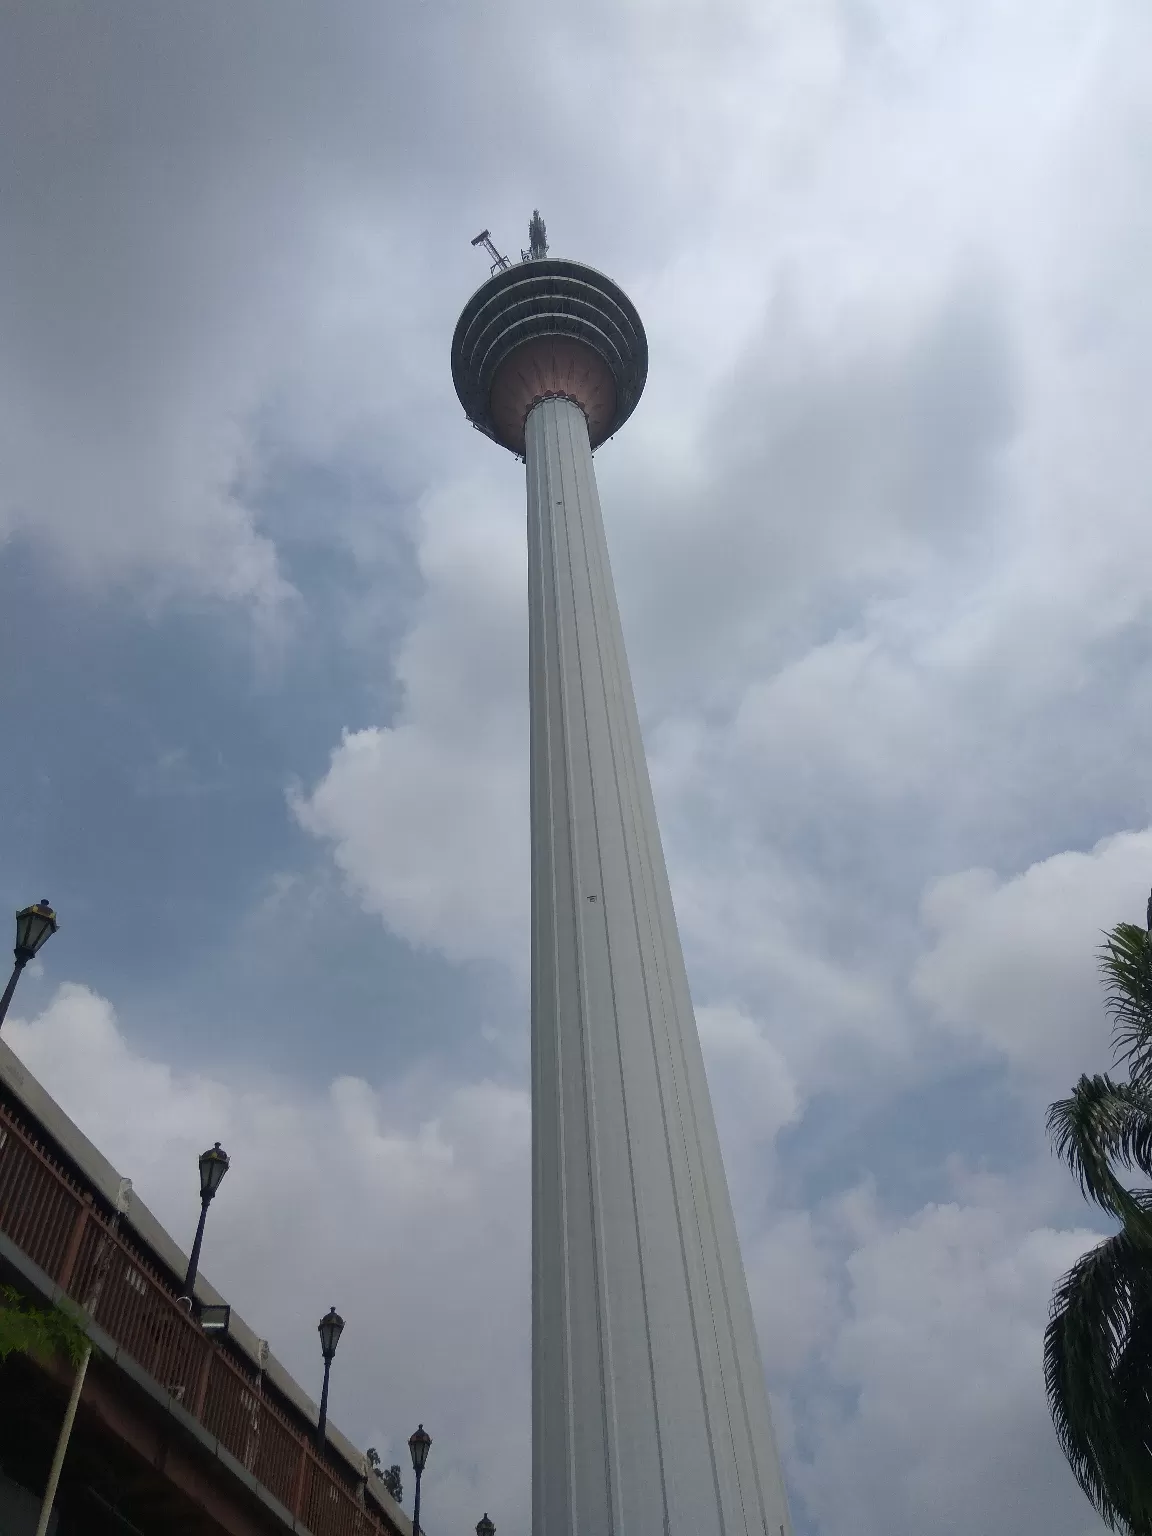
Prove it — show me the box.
[521,209,548,261]
[470,229,511,275]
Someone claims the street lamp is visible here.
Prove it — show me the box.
[476,1516,495,1536]
[0,900,58,1031]
[408,1423,431,1536]
[181,1141,230,1305]
[315,1306,345,1451]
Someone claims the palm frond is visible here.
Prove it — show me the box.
[1047,1075,1152,1237]
[1101,923,1152,1082]
[1045,1228,1152,1532]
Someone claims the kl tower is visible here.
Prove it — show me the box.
[452,214,793,1536]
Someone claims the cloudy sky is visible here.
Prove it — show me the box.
[3,2,1150,1531]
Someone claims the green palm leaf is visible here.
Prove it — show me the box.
[1101,923,1152,1082]
[1045,1227,1152,1532]
[1048,1075,1152,1240]
[1045,906,1152,1533]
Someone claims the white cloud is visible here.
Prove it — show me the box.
[697,1003,803,1213]
[794,1191,1107,1536]
[698,1004,802,1141]
[745,1210,839,1379]
[913,827,1152,1081]
[292,471,529,970]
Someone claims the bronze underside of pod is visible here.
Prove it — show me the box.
[489,335,618,455]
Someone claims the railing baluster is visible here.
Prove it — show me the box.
[293,1444,311,1519]
[57,1193,91,1293]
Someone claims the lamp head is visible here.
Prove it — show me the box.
[408,1422,431,1475]
[198,1141,230,1201]
[14,900,57,964]
[318,1305,345,1361]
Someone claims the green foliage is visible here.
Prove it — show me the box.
[366,1447,403,1504]
[1102,923,1152,1080]
[1048,1074,1152,1240]
[0,1285,90,1368]
[1046,915,1152,1532]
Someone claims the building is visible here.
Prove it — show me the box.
[451,221,794,1536]
[0,1038,413,1536]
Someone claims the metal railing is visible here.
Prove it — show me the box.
[0,1098,394,1536]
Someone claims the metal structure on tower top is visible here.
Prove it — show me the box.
[521,209,549,261]
[470,228,511,276]
[471,209,550,277]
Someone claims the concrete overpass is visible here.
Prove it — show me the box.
[0,1040,416,1536]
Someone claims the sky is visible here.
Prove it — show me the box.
[2,2,1150,1532]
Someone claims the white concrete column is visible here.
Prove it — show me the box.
[526,395,793,1536]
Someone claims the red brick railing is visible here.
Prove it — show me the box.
[0,1097,396,1536]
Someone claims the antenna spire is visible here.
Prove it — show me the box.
[522,210,548,262]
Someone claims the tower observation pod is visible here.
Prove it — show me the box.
[451,217,794,1536]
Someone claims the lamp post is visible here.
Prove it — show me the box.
[476,1516,495,1536]
[315,1306,345,1451]
[0,900,58,1031]
[181,1141,229,1305]
[408,1423,431,1536]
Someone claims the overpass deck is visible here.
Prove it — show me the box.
[0,1052,412,1536]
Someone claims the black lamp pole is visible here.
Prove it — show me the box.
[476,1515,495,1536]
[0,900,58,1031]
[316,1307,345,1452]
[182,1142,230,1303]
[408,1424,431,1536]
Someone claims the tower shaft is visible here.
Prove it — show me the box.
[527,396,792,1536]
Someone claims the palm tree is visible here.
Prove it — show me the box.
[1046,913,1152,1531]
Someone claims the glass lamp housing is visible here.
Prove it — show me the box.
[14,900,57,962]
[408,1423,431,1475]
[318,1306,345,1360]
[198,1141,230,1200]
